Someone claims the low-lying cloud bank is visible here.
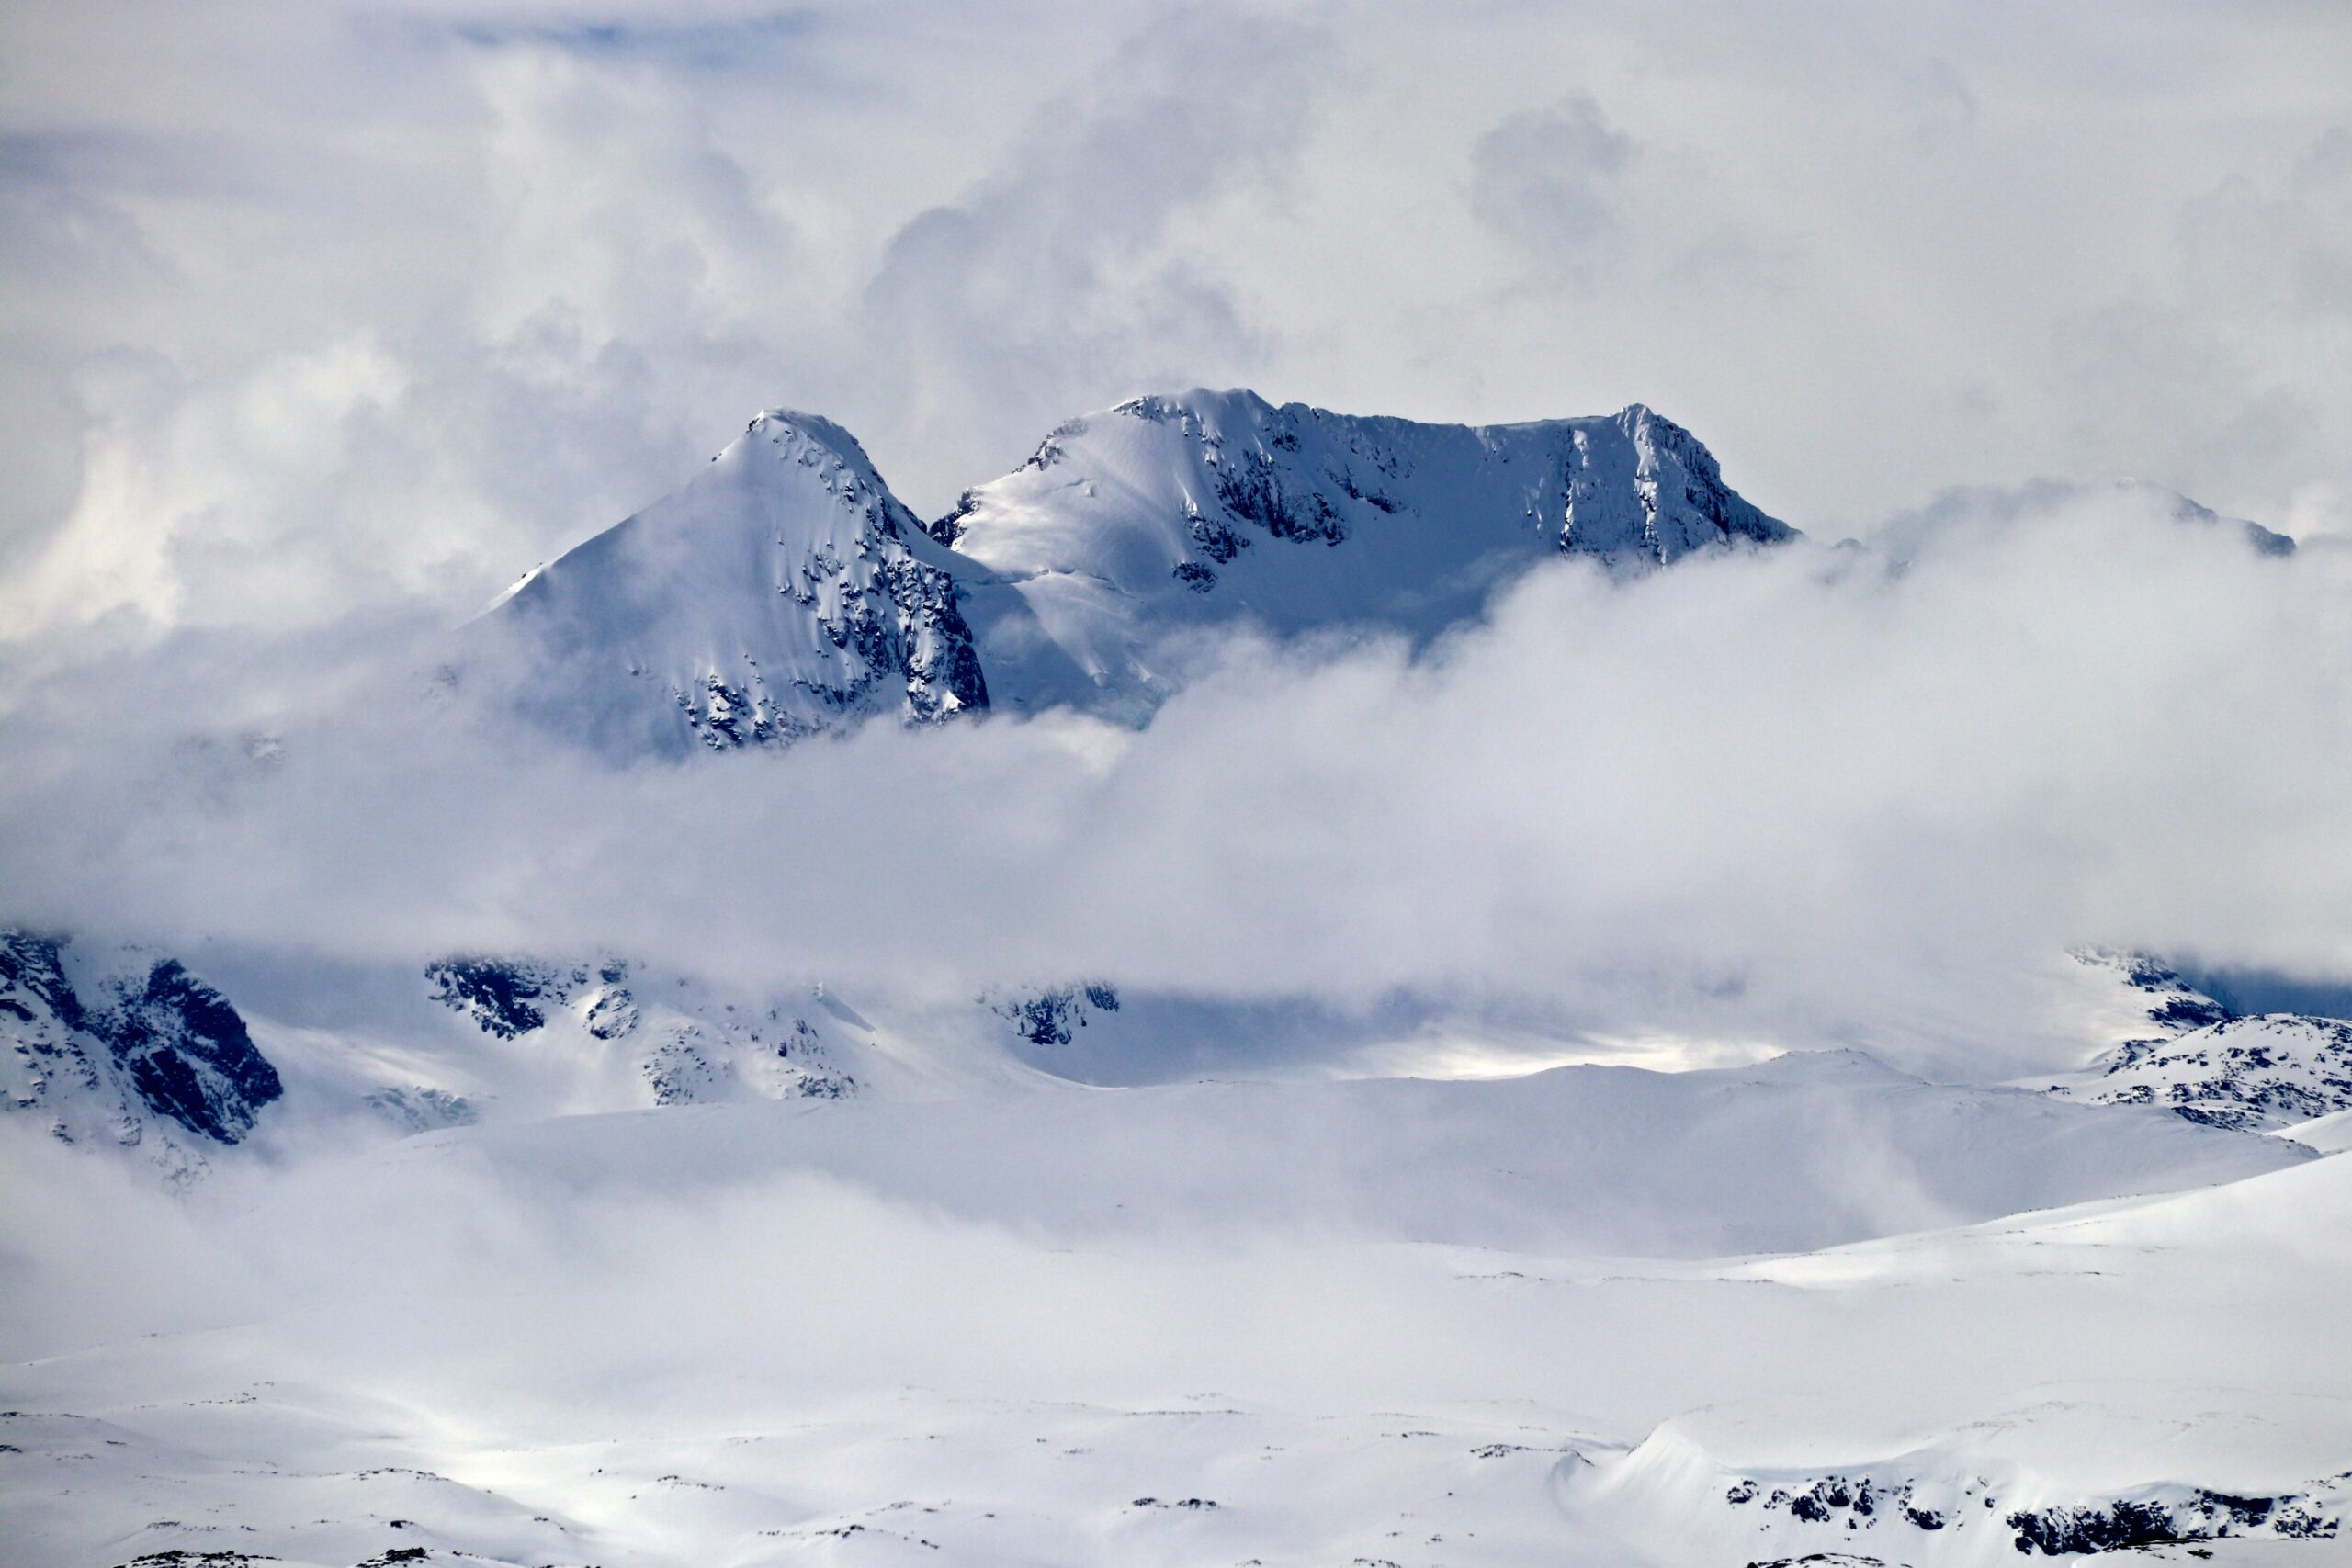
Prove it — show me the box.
[2,484,2347,1075]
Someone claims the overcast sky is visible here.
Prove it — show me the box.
[3,0,2348,641]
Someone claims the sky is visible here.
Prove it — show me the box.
[3,1,2352,1070]
[3,0,2349,641]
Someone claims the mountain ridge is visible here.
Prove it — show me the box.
[471,389,1798,752]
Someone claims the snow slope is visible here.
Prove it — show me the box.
[943,389,1795,716]
[402,1046,2308,1258]
[3,1058,2345,1568]
[12,928,2314,1235]
[469,412,992,756]
[2278,1106,2352,1154]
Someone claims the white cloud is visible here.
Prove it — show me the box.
[859,7,1329,500]
[3,488,2346,1078]
[3,3,2351,1079]
[1468,95,1638,280]
[3,1,2348,640]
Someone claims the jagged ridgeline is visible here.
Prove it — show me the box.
[464,390,1796,755]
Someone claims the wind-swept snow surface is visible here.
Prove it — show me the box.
[3,1062,2346,1568]
[941,390,1792,716]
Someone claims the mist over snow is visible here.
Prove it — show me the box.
[3,479,2347,1077]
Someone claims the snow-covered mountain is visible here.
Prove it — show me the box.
[14,385,2352,1567]
[9,932,2349,1568]
[2041,950,2352,1133]
[938,390,1795,716]
[463,392,2312,759]
[395,1044,2309,1258]
[1,931,281,1182]
[471,411,992,756]
[471,391,1796,748]
[6,931,901,1166]
[8,1048,2347,1568]
[417,954,858,1109]
[2143,480,2298,557]
[2049,1013,2352,1133]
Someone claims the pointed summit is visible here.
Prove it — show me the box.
[474,409,988,756]
[736,408,895,487]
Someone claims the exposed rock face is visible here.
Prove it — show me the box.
[2,931,282,1158]
[425,954,855,1105]
[1711,1459,2346,1559]
[2006,1486,2343,1554]
[427,955,571,1040]
[989,983,1121,1047]
[97,959,283,1144]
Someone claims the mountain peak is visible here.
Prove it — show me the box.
[737,408,885,472]
[937,389,1795,714]
[2110,479,2297,557]
[470,389,1798,747]
[711,409,910,520]
[470,405,989,756]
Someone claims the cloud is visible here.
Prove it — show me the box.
[432,6,821,66]
[0,7,834,639]
[1900,57,1979,152]
[1,5,2350,1086]
[860,7,1329,501]
[5,1,2352,641]
[1467,96,1638,280]
[3,487,2346,1079]
[2180,125,2352,320]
